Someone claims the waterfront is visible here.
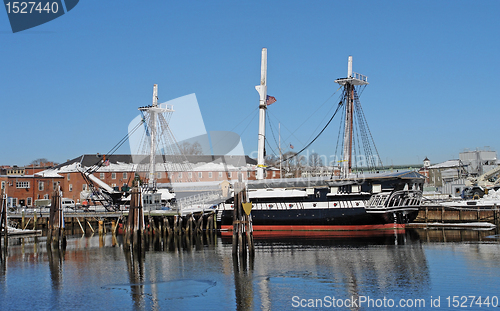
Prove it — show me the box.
[1,229,500,310]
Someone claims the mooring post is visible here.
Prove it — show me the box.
[232,188,239,257]
[0,191,7,251]
[98,220,104,236]
[33,212,37,230]
[494,204,498,225]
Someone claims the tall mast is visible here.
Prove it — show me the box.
[150,84,158,188]
[335,56,368,178]
[138,84,174,190]
[255,48,268,180]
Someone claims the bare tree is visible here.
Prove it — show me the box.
[30,158,49,166]
[282,151,306,177]
[265,154,280,167]
[309,152,323,167]
[179,142,203,155]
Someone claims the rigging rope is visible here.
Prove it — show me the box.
[280,100,343,164]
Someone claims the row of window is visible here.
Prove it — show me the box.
[96,171,275,180]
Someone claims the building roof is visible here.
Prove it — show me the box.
[428,159,461,169]
[37,154,259,176]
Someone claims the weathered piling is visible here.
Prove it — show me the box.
[232,182,254,258]
[48,187,66,249]
[0,191,8,251]
[125,187,145,249]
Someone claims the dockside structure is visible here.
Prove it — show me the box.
[1,154,281,208]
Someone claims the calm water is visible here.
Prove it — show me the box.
[1,229,500,310]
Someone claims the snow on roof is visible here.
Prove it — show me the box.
[35,154,259,176]
[428,159,461,169]
[34,170,63,178]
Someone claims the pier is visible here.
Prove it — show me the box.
[6,208,217,238]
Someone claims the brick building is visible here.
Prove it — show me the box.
[0,161,62,208]
[3,154,281,207]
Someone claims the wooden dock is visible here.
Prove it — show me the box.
[6,208,217,237]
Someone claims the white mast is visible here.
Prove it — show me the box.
[138,84,174,190]
[279,122,282,178]
[255,48,268,180]
[334,56,368,178]
[149,84,158,188]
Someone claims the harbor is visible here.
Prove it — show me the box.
[3,1,500,309]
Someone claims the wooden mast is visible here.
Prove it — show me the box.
[335,56,368,178]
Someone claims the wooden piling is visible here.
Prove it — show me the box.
[125,186,144,249]
[76,218,84,234]
[48,187,65,249]
[21,210,25,230]
[232,182,254,259]
[0,191,7,250]
[98,220,104,235]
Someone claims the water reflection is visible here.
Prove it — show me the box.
[234,230,430,310]
[0,228,498,310]
[123,245,146,309]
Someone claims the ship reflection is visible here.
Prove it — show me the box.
[229,230,430,311]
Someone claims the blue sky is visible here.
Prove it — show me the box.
[1,0,499,167]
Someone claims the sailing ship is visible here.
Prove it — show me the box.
[217,49,424,232]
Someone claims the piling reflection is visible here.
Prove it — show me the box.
[233,250,255,311]
[123,244,146,309]
[47,246,65,292]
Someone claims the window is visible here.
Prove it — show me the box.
[53,182,58,190]
[69,184,73,192]
[16,181,30,188]
[178,172,182,178]
[123,172,127,179]
[228,172,232,178]
[27,197,32,207]
[157,172,162,179]
[43,194,49,199]
[67,174,70,180]
[198,172,203,178]
[100,173,105,179]
[1,181,5,189]
[188,172,192,178]
[82,184,87,191]
[39,181,44,191]
[247,172,251,178]
[218,172,222,178]
[208,172,212,178]
[111,173,116,179]
[12,198,17,207]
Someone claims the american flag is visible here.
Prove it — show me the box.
[104,159,110,166]
[289,143,294,149]
[266,95,277,105]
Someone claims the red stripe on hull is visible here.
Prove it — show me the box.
[220,224,405,238]
[221,223,405,231]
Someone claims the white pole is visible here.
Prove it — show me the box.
[279,122,282,178]
[348,55,353,78]
[149,84,158,189]
[255,48,267,180]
